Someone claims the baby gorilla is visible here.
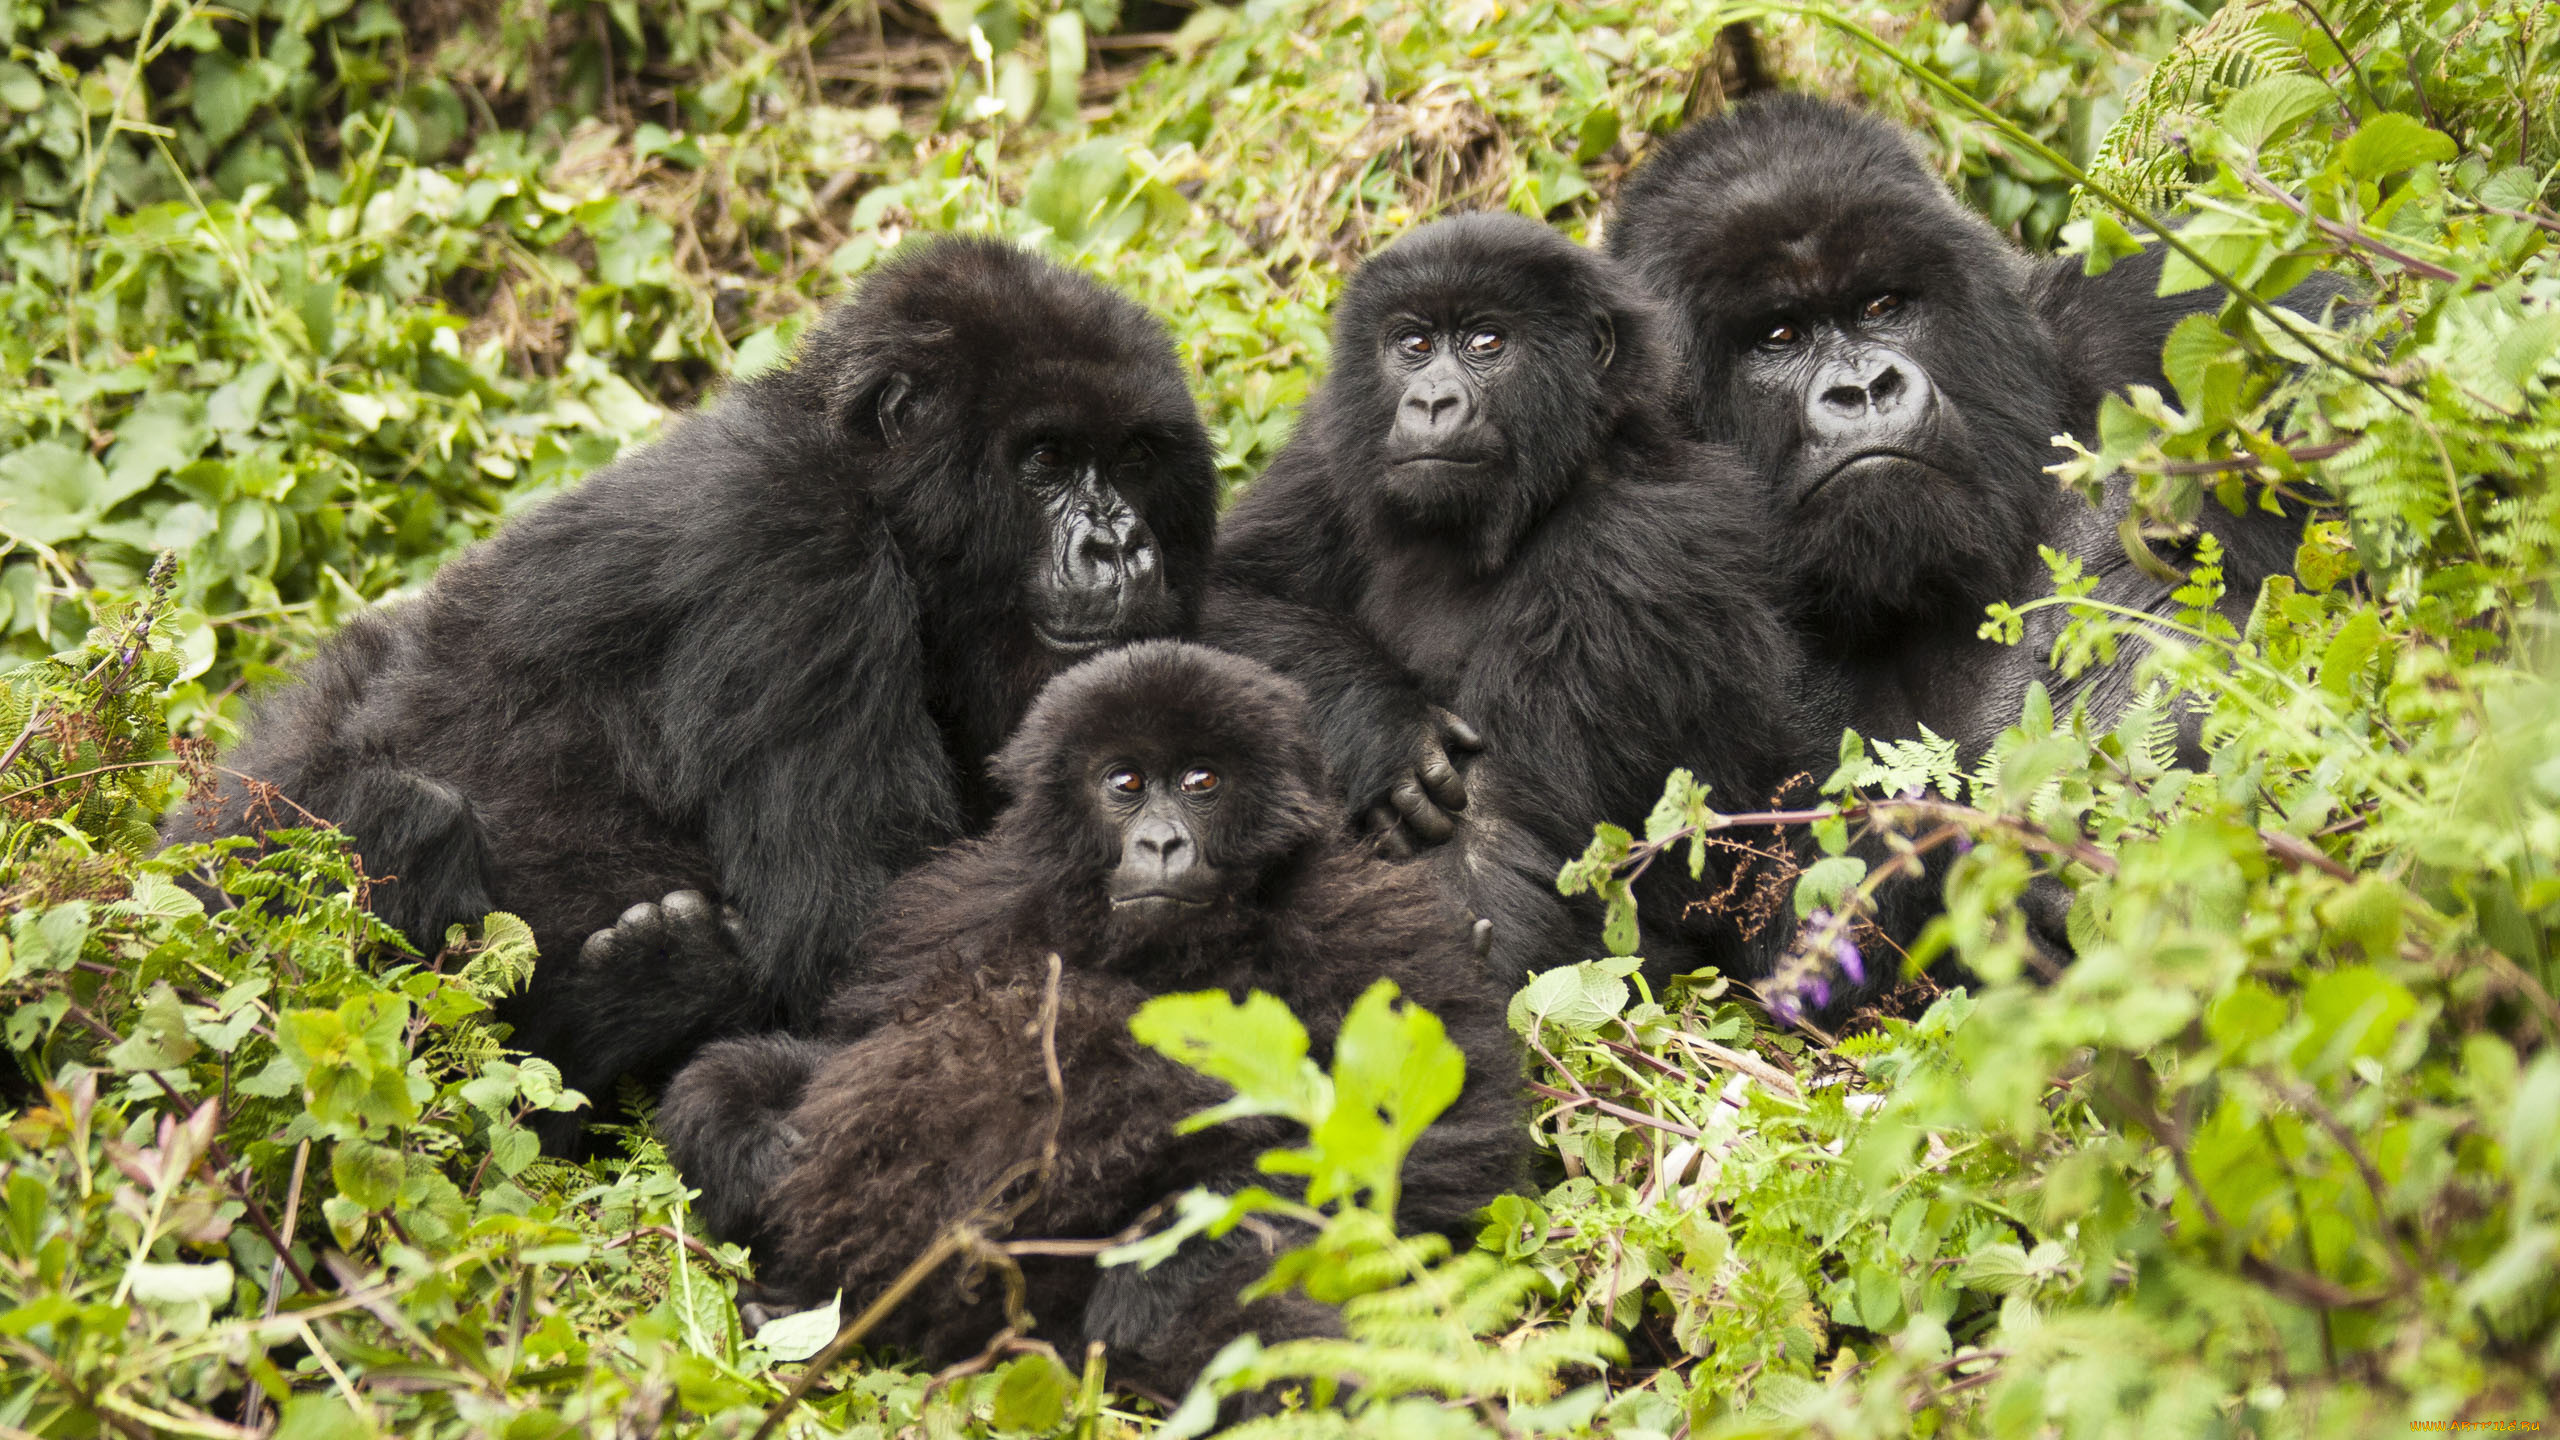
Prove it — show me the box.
[659,642,1525,1397]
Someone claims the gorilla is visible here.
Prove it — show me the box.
[657,641,1525,1398]
[1607,92,2349,973]
[166,239,1219,1139]
[1607,92,2338,755]
[1203,213,1821,983]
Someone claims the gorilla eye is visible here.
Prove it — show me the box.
[1758,321,1802,350]
[1105,767,1145,795]
[1028,442,1067,469]
[1179,767,1219,794]
[1394,332,1434,359]
[1117,437,1153,468]
[1465,330,1503,355]
[1863,293,1904,320]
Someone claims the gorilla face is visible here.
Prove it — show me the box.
[1008,427,1179,655]
[1314,214,1662,574]
[1609,94,2065,641]
[804,239,1220,661]
[992,641,1337,957]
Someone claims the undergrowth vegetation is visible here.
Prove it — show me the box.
[3,0,2556,1434]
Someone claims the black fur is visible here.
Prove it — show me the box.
[1610,95,2348,969]
[659,642,1525,1397]
[1609,93,2335,751]
[166,239,1219,1140]
[1204,213,1820,983]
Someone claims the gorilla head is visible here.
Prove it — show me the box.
[1312,212,1677,574]
[985,640,1338,958]
[1609,95,2063,643]
[784,238,1218,655]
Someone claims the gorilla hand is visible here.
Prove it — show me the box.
[1365,706,1484,858]
[579,889,749,988]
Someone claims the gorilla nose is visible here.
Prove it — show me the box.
[1400,379,1471,434]
[1126,816,1194,883]
[1808,350,1932,443]
[1075,516,1159,581]
[1067,504,1162,588]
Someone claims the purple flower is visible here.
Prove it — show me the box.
[1834,934,1865,985]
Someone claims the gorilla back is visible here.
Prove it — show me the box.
[165,238,1219,1136]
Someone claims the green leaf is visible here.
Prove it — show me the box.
[331,1138,405,1211]
[2317,608,2383,695]
[271,1393,368,1440]
[1573,104,1620,163]
[105,983,200,1072]
[2338,113,2455,179]
[0,61,42,113]
[2219,74,2330,150]
[0,441,111,545]
[1296,980,1466,1211]
[1792,855,1869,918]
[990,1351,1074,1430]
[749,1293,841,1363]
[129,1260,233,1307]
[1506,957,1642,1038]
[1131,989,1322,1128]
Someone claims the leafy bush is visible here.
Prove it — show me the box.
[5,0,2558,1435]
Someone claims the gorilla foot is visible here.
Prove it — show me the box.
[579,890,748,987]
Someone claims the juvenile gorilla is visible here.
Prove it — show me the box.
[658,642,1525,1396]
[167,239,1218,1137]
[1607,92,2337,753]
[1205,213,1819,982]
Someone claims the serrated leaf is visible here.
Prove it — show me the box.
[1132,990,1322,1127]
[2219,74,2330,150]
[990,1351,1074,1430]
[1507,957,1642,1037]
[2339,113,2455,179]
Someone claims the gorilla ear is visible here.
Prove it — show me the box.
[1590,315,1618,371]
[832,366,917,447]
[872,373,914,445]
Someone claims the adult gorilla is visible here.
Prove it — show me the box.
[1607,92,2338,754]
[1204,213,1818,982]
[167,239,1218,1136]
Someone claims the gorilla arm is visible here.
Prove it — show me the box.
[1206,449,1480,852]
[1456,461,1818,980]
[565,522,966,1095]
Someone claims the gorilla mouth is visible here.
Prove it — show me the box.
[1805,449,1945,499]
[1109,893,1211,909]
[1034,624,1123,655]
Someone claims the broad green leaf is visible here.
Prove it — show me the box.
[2338,113,2455,179]
[2219,74,2330,150]
[990,1351,1074,1430]
[1132,989,1322,1126]
[749,1293,841,1362]
[1506,956,1642,1037]
[0,442,110,545]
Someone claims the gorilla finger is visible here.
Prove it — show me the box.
[1367,806,1416,859]
[615,900,667,951]
[1417,752,1468,813]
[578,927,623,971]
[662,889,721,944]
[1391,779,1458,845]
[1432,708,1486,754]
